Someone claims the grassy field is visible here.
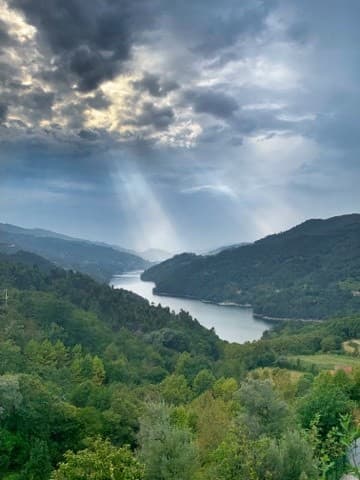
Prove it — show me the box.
[289,354,360,370]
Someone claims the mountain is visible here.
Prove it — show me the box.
[139,248,173,262]
[142,214,360,319]
[204,242,250,256]
[0,223,149,282]
[0,222,76,241]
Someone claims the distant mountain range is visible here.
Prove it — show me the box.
[0,223,150,282]
[142,214,360,320]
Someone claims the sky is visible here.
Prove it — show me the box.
[0,0,359,252]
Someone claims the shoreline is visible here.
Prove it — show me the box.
[154,289,252,309]
[253,313,321,323]
[153,289,320,323]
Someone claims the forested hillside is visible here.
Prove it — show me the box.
[0,223,149,282]
[142,214,360,319]
[1,250,360,479]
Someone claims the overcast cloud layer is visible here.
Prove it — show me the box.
[0,0,359,251]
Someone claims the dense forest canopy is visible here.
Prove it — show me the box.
[0,249,360,479]
[142,214,360,319]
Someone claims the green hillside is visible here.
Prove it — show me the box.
[0,223,149,282]
[1,250,360,479]
[142,214,360,319]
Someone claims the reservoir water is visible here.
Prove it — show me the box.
[111,271,271,343]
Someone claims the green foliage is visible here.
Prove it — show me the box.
[209,427,271,480]
[192,369,215,395]
[0,253,220,478]
[212,377,238,401]
[299,372,353,436]
[307,414,357,479]
[22,439,52,480]
[138,403,198,480]
[265,430,317,480]
[51,437,144,480]
[190,391,232,462]
[321,335,342,352]
[236,379,290,438]
[1,250,359,480]
[160,374,192,405]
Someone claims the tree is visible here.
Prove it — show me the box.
[209,427,270,480]
[92,356,106,385]
[51,437,144,480]
[264,430,317,480]
[159,374,191,405]
[236,379,290,438]
[0,341,22,374]
[138,402,198,480]
[191,391,232,461]
[320,335,342,352]
[307,414,357,479]
[0,374,22,419]
[193,369,215,395]
[22,438,52,480]
[299,372,353,436]
[212,377,238,401]
[175,352,210,383]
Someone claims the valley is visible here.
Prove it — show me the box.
[111,271,270,343]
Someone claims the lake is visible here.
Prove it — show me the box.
[110,271,271,343]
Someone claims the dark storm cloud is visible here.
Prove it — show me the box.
[8,0,157,91]
[0,19,15,47]
[0,103,8,123]
[131,102,175,130]
[78,129,98,141]
[0,62,20,88]
[21,88,55,118]
[133,72,179,98]
[185,89,239,119]
[68,45,117,92]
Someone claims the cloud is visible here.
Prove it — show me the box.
[185,88,239,119]
[1,0,360,250]
[130,102,175,130]
[182,184,237,199]
[0,18,14,45]
[85,92,111,110]
[133,72,179,97]
[20,88,55,120]
[166,0,277,55]
[68,45,118,92]
[7,0,153,91]
[0,103,8,122]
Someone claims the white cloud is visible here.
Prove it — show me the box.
[277,113,316,122]
[181,184,238,199]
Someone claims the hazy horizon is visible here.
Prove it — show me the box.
[1,0,359,251]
